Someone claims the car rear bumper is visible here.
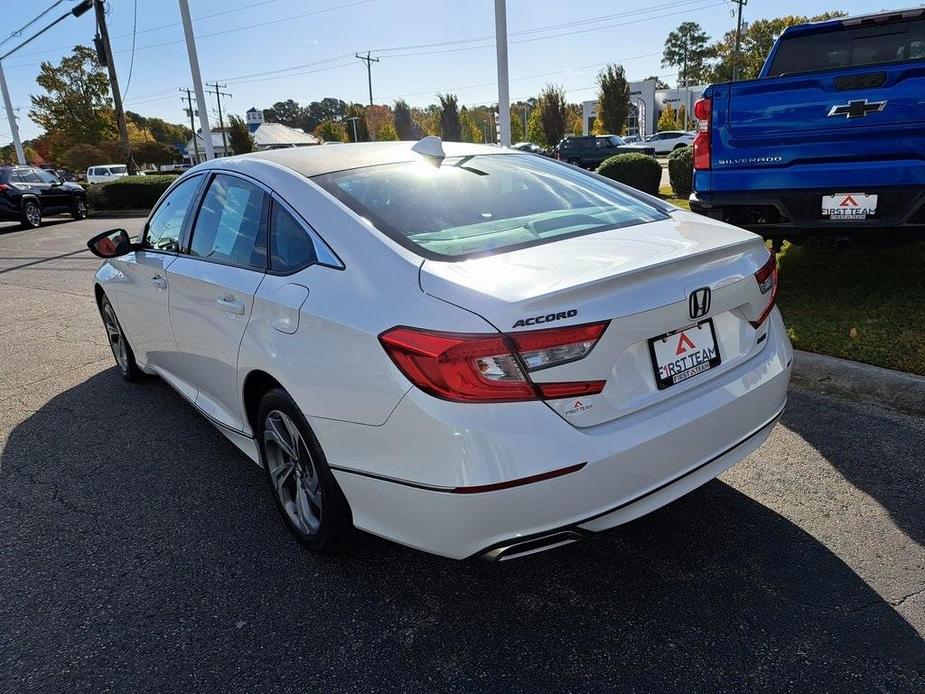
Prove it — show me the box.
[319,310,792,560]
[690,187,925,235]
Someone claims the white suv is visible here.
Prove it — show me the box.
[645,131,695,155]
[86,165,129,184]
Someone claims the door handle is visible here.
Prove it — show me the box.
[150,275,167,289]
[215,296,245,315]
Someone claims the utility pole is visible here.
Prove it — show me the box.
[355,52,379,107]
[180,88,198,164]
[178,0,213,160]
[494,0,511,146]
[94,0,135,174]
[523,103,528,142]
[731,0,748,82]
[0,63,24,164]
[206,82,231,157]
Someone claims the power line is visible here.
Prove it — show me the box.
[0,0,68,49]
[122,0,138,99]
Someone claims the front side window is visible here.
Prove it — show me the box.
[145,175,202,252]
[188,174,267,269]
[315,154,666,260]
[34,169,60,184]
[270,203,317,273]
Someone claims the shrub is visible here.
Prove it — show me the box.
[668,145,693,198]
[97,175,176,210]
[596,152,662,195]
[85,184,107,211]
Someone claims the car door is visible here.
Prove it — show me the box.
[108,174,205,389]
[166,172,269,432]
[33,168,69,211]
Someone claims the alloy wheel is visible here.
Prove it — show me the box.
[24,203,40,227]
[263,410,322,535]
[101,302,128,371]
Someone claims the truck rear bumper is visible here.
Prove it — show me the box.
[690,187,925,236]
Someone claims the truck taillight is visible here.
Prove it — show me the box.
[750,252,778,328]
[693,97,711,170]
[379,322,609,403]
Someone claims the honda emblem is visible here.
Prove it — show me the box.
[689,287,711,319]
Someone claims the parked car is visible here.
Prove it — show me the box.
[556,135,655,168]
[645,130,695,154]
[690,8,925,241]
[87,139,791,560]
[621,135,641,144]
[86,164,129,184]
[0,165,87,229]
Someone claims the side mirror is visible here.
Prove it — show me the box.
[87,229,134,258]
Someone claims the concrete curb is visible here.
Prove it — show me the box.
[790,350,925,418]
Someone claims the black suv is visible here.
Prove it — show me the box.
[0,165,88,229]
[556,135,655,169]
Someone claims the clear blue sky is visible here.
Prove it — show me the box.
[0,0,887,142]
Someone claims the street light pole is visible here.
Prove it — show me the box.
[0,62,25,164]
[178,0,214,160]
[346,116,359,142]
[494,0,511,147]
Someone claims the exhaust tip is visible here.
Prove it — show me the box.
[480,531,583,562]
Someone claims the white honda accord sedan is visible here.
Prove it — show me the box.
[88,138,791,560]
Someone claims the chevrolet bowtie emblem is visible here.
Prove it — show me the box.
[827,99,887,119]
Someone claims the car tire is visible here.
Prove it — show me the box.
[20,200,41,229]
[257,388,353,554]
[72,196,88,220]
[99,294,143,381]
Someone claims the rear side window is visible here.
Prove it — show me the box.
[188,174,267,269]
[767,18,925,76]
[314,154,666,260]
[270,204,316,273]
[16,169,41,183]
[145,175,202,252]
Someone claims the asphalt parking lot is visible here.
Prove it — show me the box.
[1,217,923,693]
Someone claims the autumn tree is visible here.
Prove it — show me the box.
[393,99,415,139]
[377,122,399,141]
[436,93,462,141]
[594,64,630,136]
[365,105,394,141]
[662,22,713,87]
[657,104,678,131]
[344,103,369,142]
[29,45,115,151]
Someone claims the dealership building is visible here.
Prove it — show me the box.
[582,79,708,137]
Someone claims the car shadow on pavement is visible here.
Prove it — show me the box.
[1,369,923,693]
[0,218,74,236]
[781,390,924,547]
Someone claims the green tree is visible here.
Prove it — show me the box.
[657,104,678,131]
[393,99,415,139]
[313,120,349,142]
[134,140,179,167]
[265,99,304,128]
[527,106,546,146]
[227,115,255,154]
[29,45,115,150]
[595,64,630,136]
[459,107,482,143]
[126,112,191,146]
[437,93,462,141]
[536,84,568,148]
[661,22,713,87]
[510,109,524,143]
[377,122,399,141]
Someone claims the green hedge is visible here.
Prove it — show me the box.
[91,175,176,210]
[596,153,662,196]
[668,145,693,198]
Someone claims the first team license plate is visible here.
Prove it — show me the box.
[821,193,878,220]
[648,320,721,390]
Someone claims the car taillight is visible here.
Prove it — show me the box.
[693,97,711,170]
[750,252,778,328]
[379,322,609,403]
[0,184,8,192]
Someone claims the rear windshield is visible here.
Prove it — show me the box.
[767,18,925,76]
[313,154,666,260]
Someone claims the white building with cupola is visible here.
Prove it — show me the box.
[186,106,320,162]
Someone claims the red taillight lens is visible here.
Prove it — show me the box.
[379,322,608,403]
[0,183,8,192]
[693,97,711,170]
[750,252,779,328]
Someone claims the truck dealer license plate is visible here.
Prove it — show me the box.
[821,193,878,220]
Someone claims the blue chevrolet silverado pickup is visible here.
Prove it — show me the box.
[689,8,925,241]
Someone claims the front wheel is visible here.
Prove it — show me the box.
[258,388,353,554]
[20,200,41,229]
[99,294,143,381]
[72,197,87,220]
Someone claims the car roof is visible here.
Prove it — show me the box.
[224,141,519,178]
